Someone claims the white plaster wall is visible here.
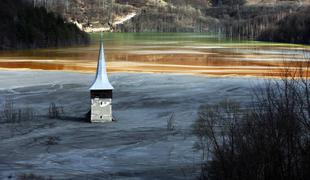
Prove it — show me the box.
[91,98,112,122]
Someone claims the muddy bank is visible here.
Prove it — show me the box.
[0,70,261,179]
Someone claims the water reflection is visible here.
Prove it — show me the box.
[0,33,309,77]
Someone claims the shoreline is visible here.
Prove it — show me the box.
[0,64,305,79]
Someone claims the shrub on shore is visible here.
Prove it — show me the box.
[193,65,310,179]
[0,97,37,123]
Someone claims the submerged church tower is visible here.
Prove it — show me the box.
[90,36,114,123]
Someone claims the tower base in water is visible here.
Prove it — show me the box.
[90,90,113,123]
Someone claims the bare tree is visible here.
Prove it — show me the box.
[167,112,176,131]
[193,57,310,180]
[0,97,37,124]
[48,103,64,119]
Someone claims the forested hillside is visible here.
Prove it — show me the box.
[14,0,310,44]
[0,0,89,50]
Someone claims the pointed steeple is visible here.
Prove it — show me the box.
[90,33,114,90]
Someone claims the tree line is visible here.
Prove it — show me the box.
[10,0,310,45]
[204,3,310,44]
[258,10,310,44]
[0,0,89,50]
